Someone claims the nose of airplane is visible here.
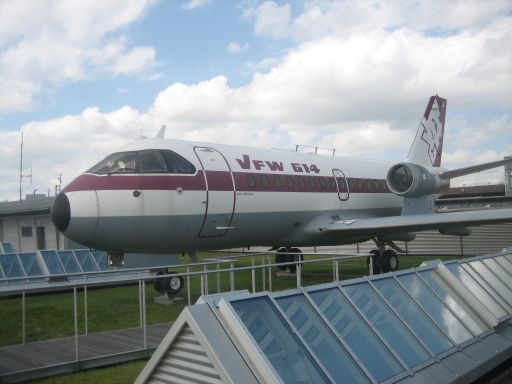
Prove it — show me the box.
[52,192,71,232]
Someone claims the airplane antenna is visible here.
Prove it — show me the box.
[19,132,33,201]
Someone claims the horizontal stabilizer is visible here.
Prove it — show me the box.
[440,158,512,180]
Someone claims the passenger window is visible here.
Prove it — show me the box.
[308,177,316,189]
[247,174,256,188]
[261,174,270,188]
[273,175,283,189]
[298,176,306,189]
[319,178,327,190]
[160,150,196,174]
[329,178,337,190]
[286,176,295,189]
[138,151,167,173]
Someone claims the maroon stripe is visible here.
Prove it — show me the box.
[64,171,391,194]
[205,170,234,191]
[63,173,206,192]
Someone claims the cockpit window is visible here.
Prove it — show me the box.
[160,150,196,174]
[87,150,196,175]
[88,152,138,174]
[138,151,167,173]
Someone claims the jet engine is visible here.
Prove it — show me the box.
[386,162,450,197]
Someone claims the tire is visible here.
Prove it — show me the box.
[367,249,381,275]
[380,250,399,273]
[287,248,303,273]
[154,270,184,295]
[275,247,288,270]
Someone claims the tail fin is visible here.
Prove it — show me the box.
[407,95,447,167]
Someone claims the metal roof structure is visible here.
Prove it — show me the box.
[136,249,512,384]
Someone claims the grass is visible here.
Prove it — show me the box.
[0,252,458,383]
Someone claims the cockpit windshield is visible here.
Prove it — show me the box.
[87,150,196,174]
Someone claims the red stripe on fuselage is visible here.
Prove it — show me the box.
[63,172,391,194]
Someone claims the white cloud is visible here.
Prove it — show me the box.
[227,42,249,53]
[182,0,212,11]
[1,0,511,200]
[0,0,157,114]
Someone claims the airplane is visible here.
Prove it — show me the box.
[51,95,512,291]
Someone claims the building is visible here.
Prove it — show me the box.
[0,195,79,252]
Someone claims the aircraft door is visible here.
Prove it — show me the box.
[194,147,236,237]
[332,169,349,201]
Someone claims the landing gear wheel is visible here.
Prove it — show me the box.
[275,248,288,271]
[367,250,381,275]
[380,250,399,273]
[154,270,184,296]
[287,248,303,273]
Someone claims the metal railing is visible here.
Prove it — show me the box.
[2,251,372,356]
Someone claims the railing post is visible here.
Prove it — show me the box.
[139,280,143,328]
[251,257,256,293]
[296,263,302,288]
[142,281,147,351]
[22,291,26,345]
[261,256,266,291]
[203,265,209,295]
[268,254,272,292]
[230,263,235,292]
[73,287,79,363]
[335,260,339,283]
[216,263,221,293]
[369,255,374,276]
[187,267,191,306]
[84,285,88,336]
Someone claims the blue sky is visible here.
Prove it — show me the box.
[0,0,511,200]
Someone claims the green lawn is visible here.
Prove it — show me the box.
[0,252,457,383]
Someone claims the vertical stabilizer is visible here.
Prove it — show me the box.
[407,95,447,167]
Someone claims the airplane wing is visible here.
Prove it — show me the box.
[319,208,512,239]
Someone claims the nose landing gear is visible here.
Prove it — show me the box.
[275,247,303,273]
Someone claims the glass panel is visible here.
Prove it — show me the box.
[57,251,82,274]
[344,283,430,368]
[0,264,4,278]
[482,259,512,289]
[231,296,329,384]
[41,250,65,275]
[1,242,15,253]
[398,274,472,344]
[276,294,368,383]
[74,250,99,272]
[160,150,196,174]
[87,152,137,174]
[418,270,487,335]
[91,250,108,270]
[138,150,167,173]
[309,288,403,382]
[495,256,512,277]
[374,277,453,355]
[445,263,507,319]
[18,252,44,276]
[0,254,25,278]
[466,261,512,307]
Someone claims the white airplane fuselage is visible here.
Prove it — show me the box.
[57,138,402,254]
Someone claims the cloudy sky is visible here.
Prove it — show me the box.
[1,0,511,201]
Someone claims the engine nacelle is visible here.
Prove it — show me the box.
[386,162,450,197]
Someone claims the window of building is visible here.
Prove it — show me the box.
[21,226,33,238]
